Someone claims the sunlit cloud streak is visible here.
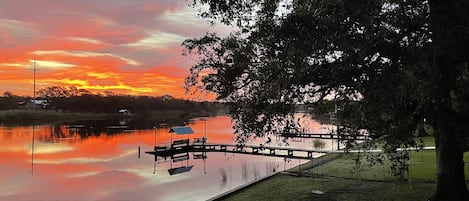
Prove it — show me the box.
[0,0,230,98]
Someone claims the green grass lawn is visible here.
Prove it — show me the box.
[220,143,469,201]
[416,136,435,147]
[221,174,437,201]
[306,150,469,181]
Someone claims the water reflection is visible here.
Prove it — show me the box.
[0,115,333,201]
[31,125,35,176]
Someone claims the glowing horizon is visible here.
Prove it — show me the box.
[0,1,228,99]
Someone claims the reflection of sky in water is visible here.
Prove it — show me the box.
[0,115,334,201]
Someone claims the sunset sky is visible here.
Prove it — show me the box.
[0,0,229,98]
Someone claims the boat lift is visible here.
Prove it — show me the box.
[167,126,194,175]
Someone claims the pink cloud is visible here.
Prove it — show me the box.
[0,0,229,98]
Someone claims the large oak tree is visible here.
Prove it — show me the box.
[184,0,469,200]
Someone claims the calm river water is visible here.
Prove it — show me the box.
[0,115,335,201]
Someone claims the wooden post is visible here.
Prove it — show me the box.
[270,149,276,155]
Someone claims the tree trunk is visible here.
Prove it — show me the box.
[428,0,469,200]
[429,54,468,200]
[430,128,468,201]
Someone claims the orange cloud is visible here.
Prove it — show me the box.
[0,1,231,99]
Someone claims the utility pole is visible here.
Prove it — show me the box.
[33,60,36,110]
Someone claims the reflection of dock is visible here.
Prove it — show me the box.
[281,133,368,140]
[146,143,330,160]
[168,152,193,175]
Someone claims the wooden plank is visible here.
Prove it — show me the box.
[172,139,189,145]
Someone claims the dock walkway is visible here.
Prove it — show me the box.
[281,133,369,140]
[146,143,330,160]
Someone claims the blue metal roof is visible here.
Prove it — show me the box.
[168,126,194,135]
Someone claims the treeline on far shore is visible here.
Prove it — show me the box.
[0,94,227,120]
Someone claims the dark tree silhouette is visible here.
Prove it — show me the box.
[2,91,15,97]
[184,0,469,200]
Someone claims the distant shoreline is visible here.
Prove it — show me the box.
[0,109,227,127]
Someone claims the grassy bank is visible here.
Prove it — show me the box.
[0,109,228,126]
[0,110,115,126]
[220,142,469,201]
[304,150,469,181]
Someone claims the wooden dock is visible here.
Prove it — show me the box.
[281,133,369,140]
[146,142,331,160]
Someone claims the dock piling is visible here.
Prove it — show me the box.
[138,146,141,159]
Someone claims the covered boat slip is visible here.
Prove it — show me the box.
[165,126,196,175]
[155,126,208,151]
[153,126,196,151]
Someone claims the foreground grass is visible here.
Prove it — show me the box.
[221,174,436,201]
[220,148,469,201]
